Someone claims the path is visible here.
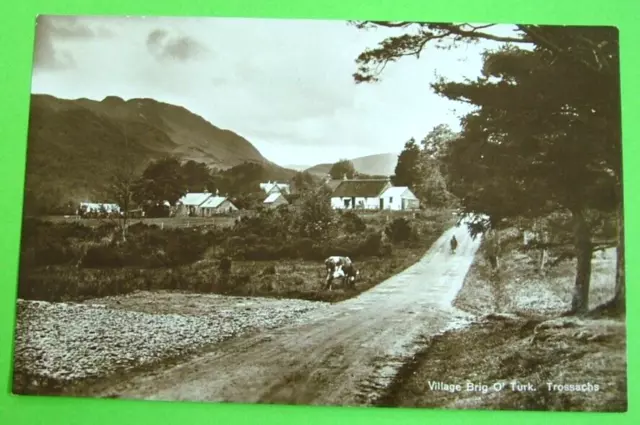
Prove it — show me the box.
[89,224,482,406]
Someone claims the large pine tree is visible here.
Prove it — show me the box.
[351,24,623,315]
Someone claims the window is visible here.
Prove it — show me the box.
[389,197,393,203]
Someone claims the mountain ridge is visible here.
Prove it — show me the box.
[23,94,294,211]
[305,152,399,177]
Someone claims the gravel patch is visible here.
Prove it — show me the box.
[13,294,329,387]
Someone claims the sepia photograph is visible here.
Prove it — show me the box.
[11,15,626,412]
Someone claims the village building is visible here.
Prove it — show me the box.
[263,192,289,209]
[200,194,239,216]
[259,181,291,195]
[175,190,239,217]
[330,179,392,210]
[175,192,212,217]
[379,186,420,211]
[77,202,121,217]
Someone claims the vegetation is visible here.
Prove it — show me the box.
[329,159,357,180]
[377,225,625,411]
[391,125,456,207]
[351,23,623,316]
[18,200,454,303]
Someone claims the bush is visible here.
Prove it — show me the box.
[292,238,318,260]
[385,218,414,243]
[219,257,232,274]
[340,211,367,233]
[81,244,126,268]
[244,244,281,261]
[357,232,386,257]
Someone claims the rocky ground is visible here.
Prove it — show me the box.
[12,291,329,394]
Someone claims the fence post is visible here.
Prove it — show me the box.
[161,222,164,230]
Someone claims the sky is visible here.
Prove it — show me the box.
[31,16,521,166]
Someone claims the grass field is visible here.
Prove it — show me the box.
[18,209,456,304]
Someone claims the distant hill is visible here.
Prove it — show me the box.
[283,164,312,172]
[23,94,295,212]
[305,153,398,177]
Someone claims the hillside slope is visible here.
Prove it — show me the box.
[23,94,292,211]
[306,153,398,177]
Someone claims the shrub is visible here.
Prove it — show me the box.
[262,265,277,275]
[81,244,126,268]
[233,273,252,286]
[385,218,414,243]
[244,244,280,261]
[340,211,367,233]
[219,257,232,274]
[358,232,383,256]
[292,238,318,260]
[162,230,209,266]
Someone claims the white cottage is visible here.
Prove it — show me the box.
[259,181,291,195]
[330,179,392,210]
[379,186,420,211]
[175,192,213,217]
[78,202,121,217]
[200,194,239,216]
[263,192,289,209]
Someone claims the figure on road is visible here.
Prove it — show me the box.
[450,235,458,254]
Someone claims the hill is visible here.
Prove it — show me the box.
[305,153,398,177]
[23,94,295,213]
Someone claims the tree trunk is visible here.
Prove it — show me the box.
[612,205,625,313]
[569,208,592,315]
[587,195,625,318]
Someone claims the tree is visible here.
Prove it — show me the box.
[134,157,186,206]
[351,23,623,315]
[105,164,138,242]
[294,185,337,239]
[440,46,618,314]
[329,159,356,180]
[181,160,215,193]
[291,171,316,193]
[421,124,457,160]
[414,125,458,207]
[391,139,422,188]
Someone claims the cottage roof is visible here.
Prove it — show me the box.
[178,192,211,206]
[260,181,290,194]
[331,180,390,198]
[264,192,287,204]
[380,186,417,199]
[324,179,343,191]
[200,196,228,209]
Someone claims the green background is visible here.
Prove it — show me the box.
[0,0,637,423]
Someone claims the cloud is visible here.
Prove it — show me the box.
[33,15,113,70]
[146,29,209,62]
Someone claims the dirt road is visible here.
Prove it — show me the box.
[89,225,482,406]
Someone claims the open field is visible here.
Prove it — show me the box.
[18,209,456,304]
[13,293,329,395]
[377,234,626,412]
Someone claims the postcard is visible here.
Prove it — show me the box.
[12,16,626,412]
